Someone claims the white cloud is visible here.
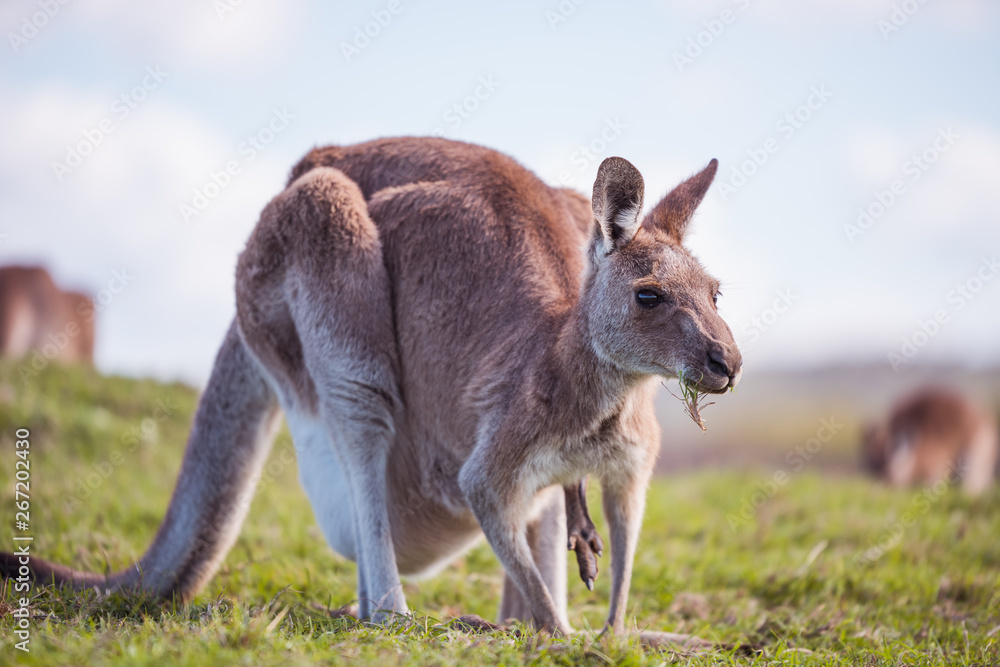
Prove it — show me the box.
[663,0,998,34]
[0,80,296,383]
[844,123,1000,241]
[3,1,998,383]
[3,0,302,72]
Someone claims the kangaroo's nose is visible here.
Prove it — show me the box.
[707,348,731,377]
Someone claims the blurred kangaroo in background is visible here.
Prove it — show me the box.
[862,387,998,495]
[0,138,742,637]
[0,266,93,364]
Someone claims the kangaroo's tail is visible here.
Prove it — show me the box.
[0,321,281,601]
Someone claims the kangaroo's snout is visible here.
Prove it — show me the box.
[727,347,743,389]
[700,341,742,393]
[706,347,730,378]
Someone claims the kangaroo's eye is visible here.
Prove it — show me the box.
[712,291,721,306]
[635,289,661,308]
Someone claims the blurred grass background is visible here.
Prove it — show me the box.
[0,362,998,665]
[654,365,1000,472]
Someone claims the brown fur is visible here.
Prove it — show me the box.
[1,138,741,638]
[0,266,94,364]
[862,387,998,495]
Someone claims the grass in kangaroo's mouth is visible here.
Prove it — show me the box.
[666,369,715,432]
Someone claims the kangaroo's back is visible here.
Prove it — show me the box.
[290,138,590,254]
[291,137,535,195]
[288,138,592,451]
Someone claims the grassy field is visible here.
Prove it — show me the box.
[0,362,998,665]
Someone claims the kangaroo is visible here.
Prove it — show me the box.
[862,387,998,495]
[0,138,741,636]
[0,266,94,365]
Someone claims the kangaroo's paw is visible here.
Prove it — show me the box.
[568,521,603,591]
[564,478,604,590]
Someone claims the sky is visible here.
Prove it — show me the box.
[1,0,998,386]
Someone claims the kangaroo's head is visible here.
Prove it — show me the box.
[582,156,742,393]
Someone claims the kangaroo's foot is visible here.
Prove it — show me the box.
[311,602,359,619]
[638,630,763,655]
[449,614,507,633]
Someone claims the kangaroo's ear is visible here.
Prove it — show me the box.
[592,157,645,253]
[642,159,718,242]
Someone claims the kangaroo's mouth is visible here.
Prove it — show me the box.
[651,363,740,394]
[696,376,731,395]
[688,365,740,395]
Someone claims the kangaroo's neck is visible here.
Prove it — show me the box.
[546,297,648,433]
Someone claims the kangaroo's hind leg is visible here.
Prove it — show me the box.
[270,167,405,621]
